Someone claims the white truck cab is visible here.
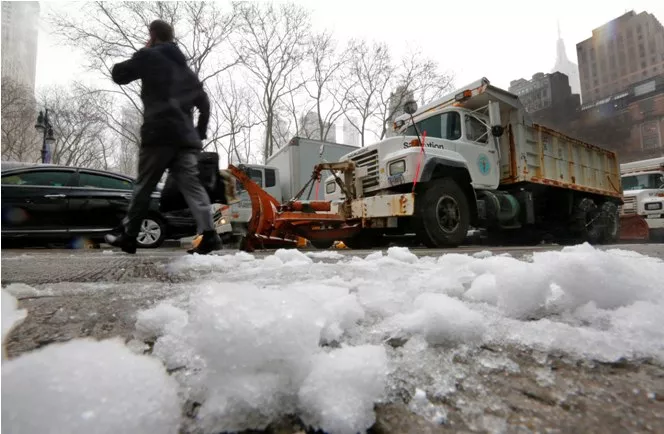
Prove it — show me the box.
[620,157,664,240]
[325,105,500,201]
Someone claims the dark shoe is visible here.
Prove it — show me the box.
[187,231,222,255]
[105,231,137,254]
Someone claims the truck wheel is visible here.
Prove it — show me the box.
[569,197,603,244]
[599,201,619,244]
[416,178,471,248]
[311,240,335,250]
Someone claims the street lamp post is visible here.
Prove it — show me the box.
[35,109,55,164]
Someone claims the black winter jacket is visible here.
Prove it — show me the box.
[111,42,210,148]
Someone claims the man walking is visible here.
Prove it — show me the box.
[105,19,221,255]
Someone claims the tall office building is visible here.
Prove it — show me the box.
[1,1,40,93]
[552,22,581,99]
[298,111,337,142]
[509,71,580,132]
[576,10,664,104]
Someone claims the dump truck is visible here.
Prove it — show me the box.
[619,157,664,241]
[315,77,624,248]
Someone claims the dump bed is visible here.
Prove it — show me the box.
[498,123,622,198]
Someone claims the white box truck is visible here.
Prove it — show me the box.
[620,156,664,240]
[267,137,359,201]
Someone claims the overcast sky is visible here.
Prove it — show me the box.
[36,0,663,92]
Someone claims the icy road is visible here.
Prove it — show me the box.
[2,243,664,434]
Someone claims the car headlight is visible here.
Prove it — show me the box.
[326,181,336,194]
[645,202,662,211]
[389,160,406,176]
[220,218,227,225]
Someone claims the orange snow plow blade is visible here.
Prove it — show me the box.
[227,163,360,252]
[618,215,650,242]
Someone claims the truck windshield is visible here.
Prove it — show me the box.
[235,168,263,192]
[405,112,461,140]
[622,173,664,190]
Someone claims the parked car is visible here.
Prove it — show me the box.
[0,163,200,248]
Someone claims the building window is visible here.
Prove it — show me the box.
[640,121,661,150]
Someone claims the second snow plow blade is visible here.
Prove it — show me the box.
[618,215,650,242]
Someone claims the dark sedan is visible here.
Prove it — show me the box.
[1,163,197,248]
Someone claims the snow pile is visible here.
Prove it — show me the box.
[144,282,384,434]
[299,345,388,434]
[306,250,345,260]
[2,338,181,434]
[135,302,188,341]
[147,243,664,433]
[2,290,26,347]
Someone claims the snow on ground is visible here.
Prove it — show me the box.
[2,338,181,434]
[3,244,663,434]
[146,243,664,433]
[2,290,26,351]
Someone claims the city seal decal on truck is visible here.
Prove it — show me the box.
[477,154,491,175]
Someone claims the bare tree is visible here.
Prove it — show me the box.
[235,2,311,160]
[37,84,111,169]
[112,104,142,176]
[1,76,40,162]
[377,50,454,139]
[49,1,241,149]
[206,74,262,164]
[339,40,393,146]
[304,31,349,142]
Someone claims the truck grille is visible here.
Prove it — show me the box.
[620,196,636,215]
[350,149,380,191]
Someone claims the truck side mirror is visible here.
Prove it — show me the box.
[403,100,418,115]
[488,101,503,137]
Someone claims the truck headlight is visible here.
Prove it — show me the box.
[389,160,406,176]
[326,181,336,194]
[645,202,662,211]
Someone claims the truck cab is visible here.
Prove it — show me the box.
[620,157,664,239]
[229,164,281,233]
[326,107,500,203]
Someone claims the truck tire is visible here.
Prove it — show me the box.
[598,201,619,244]
[569,197,603,244]
[416,178,471,248]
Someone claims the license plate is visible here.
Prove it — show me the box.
[388,174,405,186]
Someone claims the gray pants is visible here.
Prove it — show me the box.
[124,146,214,238]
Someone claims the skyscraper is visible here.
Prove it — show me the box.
[298,111,337,142]
[576,10,664,104]
[1,1,40,93]
[552,22,581,99]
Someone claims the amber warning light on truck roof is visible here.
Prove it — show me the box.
[455,89,473,102]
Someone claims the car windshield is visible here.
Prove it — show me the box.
[621,173,664,191]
